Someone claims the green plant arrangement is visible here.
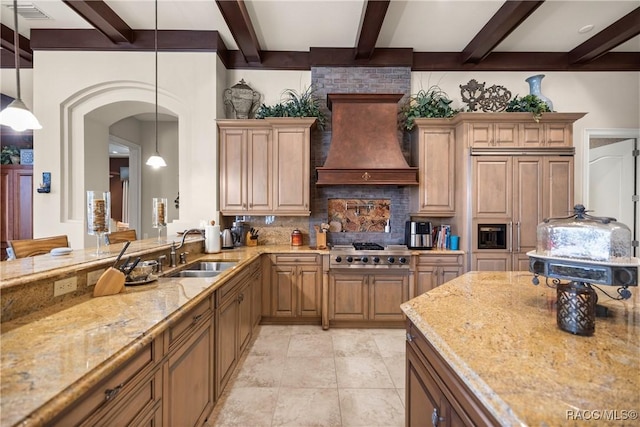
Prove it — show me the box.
[400,86,459,131]
[505,94,551,122]
[255,86,326,129]
[1,145,21,165]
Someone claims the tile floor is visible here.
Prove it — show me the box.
[207,325,406,427]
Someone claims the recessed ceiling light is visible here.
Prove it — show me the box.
[579,24,594,34]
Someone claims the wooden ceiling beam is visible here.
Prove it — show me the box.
[569,7,640,64]
[461,0,545,64]
[215,0,262,64]
[0,24,32,63]
[62,0,133,44]
[354,0,390,60]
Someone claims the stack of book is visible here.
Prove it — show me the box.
[433,225,451,250]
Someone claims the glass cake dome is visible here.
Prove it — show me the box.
[536,205,632,263]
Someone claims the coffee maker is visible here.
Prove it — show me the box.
[405,221,433,249]
[230,220,250,247]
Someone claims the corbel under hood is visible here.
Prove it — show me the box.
[315,93,418,186]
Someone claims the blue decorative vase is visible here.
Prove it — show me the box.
[525,74,553,111]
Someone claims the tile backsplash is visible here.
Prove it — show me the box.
[327,199,390,233]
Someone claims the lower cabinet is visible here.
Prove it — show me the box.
[329,271,409,326]
[406,320,498,427]
[164,314,215,427]
[215,260,259,397]
[266,254,322,321]
[50,340,162,427]
[415,254,464,295]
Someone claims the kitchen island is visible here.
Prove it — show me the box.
[401,271,639,426]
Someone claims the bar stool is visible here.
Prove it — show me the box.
[8,235,69,258]
[106,229,137,244]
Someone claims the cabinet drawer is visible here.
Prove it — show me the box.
[216,260,259,306]
[272,254,319,264]
[417,254,462,265]
[52,342,158,427]
[168,296,213,349]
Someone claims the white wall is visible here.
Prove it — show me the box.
[225,70,312,107]
[411,71,640,203]
[0,68,33,106]
[32,51,219,248]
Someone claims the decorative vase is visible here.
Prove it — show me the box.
[87,191,111,255]
[223,79,261,119]
[525,74,553,111]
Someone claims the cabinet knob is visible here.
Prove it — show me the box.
[406,332,414,342]
[431,408,445,427]
[104,384,124,401]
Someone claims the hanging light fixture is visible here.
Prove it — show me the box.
[0,0,42,131]
[146,0,166,168]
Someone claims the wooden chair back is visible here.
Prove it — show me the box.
[8,235,69,258]
[106,229,137,244]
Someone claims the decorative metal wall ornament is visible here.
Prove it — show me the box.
[460,79,512,112]
[223,79,261,119]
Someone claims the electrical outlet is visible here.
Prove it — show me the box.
[87,269,105,287]
[54,277,77,297]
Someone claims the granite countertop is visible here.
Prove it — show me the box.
[401,271,640,426]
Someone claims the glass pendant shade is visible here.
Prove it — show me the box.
[146,152,167,168]
[0,99,42,131]
[0,0,41,132]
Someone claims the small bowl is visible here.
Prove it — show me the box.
[126,260,157,282]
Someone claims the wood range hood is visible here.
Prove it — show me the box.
[315,93,418,186]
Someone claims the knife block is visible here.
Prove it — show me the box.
[246,232,258,246]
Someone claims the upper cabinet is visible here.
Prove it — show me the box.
[218,118,316,216]
[410,119,457,217]
[458,112,586,148]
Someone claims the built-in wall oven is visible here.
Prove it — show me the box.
[477,224,507,249]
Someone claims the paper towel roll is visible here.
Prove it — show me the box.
[205,225,221,253]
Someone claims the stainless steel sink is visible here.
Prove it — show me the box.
[191,261,238,271]
[169,270,222,278]
[166,260,237,278]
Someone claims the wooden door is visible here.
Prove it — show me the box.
[369,274,408,321]
[1,168,12,259]
[493,123,519,147]
[545,123,571,147]
[272,125,310,214]
[219,128,246,213]
[415,268,438,295]
[166,320,214,427]
[512,156,543,258]
[406,345,442,427]
[247,129,272,212]
[520,123,545,148]
[473,156,512,218]
[216,294,239,395]
[329,272,368,320]
[440,264,463,285]
[416,127,455,215]
[472,252,511,272]
[468,123,493,147]
[270,265,296,317]
[298,265,322,316]
[250,266,262,327]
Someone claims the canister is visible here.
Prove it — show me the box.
[291,229,303,246]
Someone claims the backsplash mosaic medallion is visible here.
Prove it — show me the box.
[328,199,390,233]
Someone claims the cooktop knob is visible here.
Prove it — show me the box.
[362,256,369,263]
[399,257,407,264]
[373,257,380,263]
[388,257,395,264]
[346,256,354,263]
[335,256,342,263]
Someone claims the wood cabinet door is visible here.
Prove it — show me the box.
[247,129,272,212]
[472,156,512,218]
[166,319,214,427]
[270,265,296,317]
[493,122,519,147]
[544,156,574,219]
[416,268,438,295]
[520,123,545,148]
[545,123,571,147]
[238,281,253,354]
[512,156,543,257]
[369,274,408,321]
[416,127,455,215]
[216,295,239,395]
[272,126,310,214]
[1,168,12,259]
[250,266,262,327]
[298,265,322,316]
[468,122,493,147]
[219,128,246,213]
[440,264,464,285]
[406,345,442,427]
[329,273,368,320]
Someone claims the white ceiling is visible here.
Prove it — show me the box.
[1,0,638,53]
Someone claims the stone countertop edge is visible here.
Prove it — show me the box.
[400,300,524,426]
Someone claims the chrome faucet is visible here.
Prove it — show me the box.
[170,229,205,267]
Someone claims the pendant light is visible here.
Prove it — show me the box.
[0,0,42,131]
[146,0,166,168]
